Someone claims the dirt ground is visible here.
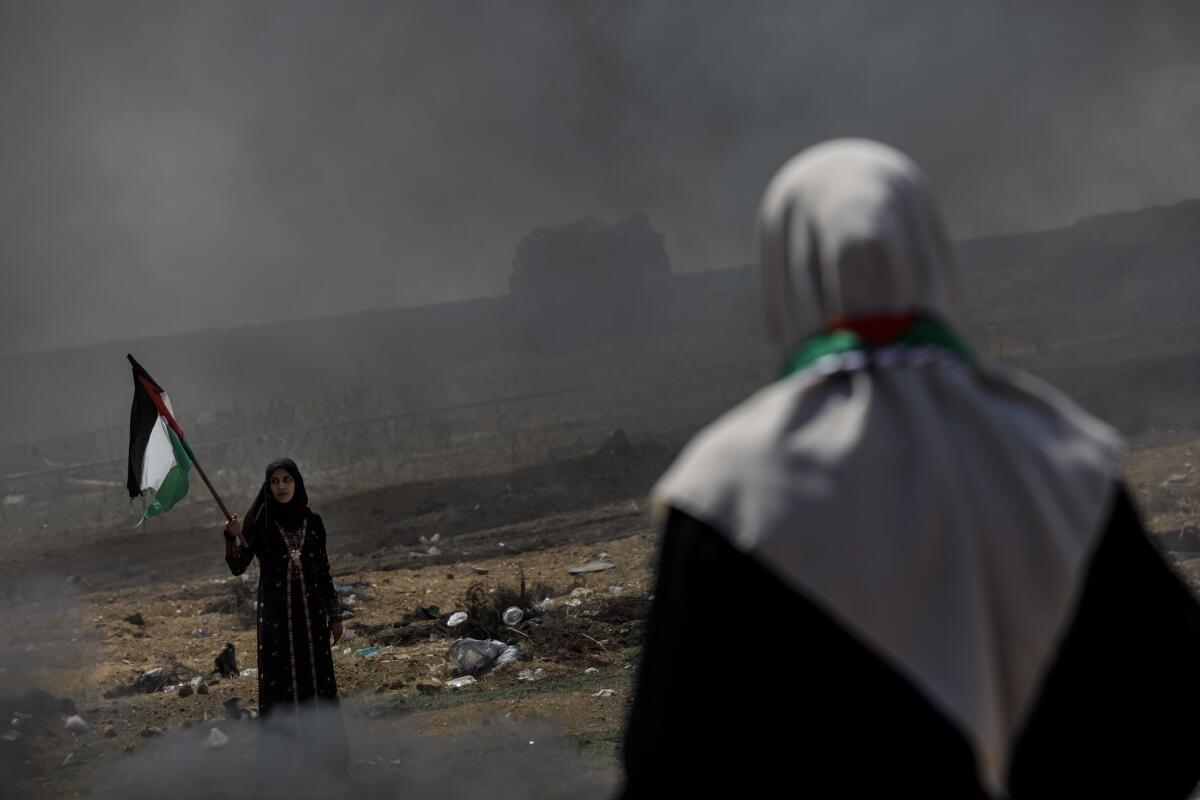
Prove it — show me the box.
[2,433,1199,799]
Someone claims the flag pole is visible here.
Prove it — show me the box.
[189,454,247,548]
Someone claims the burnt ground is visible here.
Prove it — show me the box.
[1,434,1199,799]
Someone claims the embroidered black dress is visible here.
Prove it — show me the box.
[223,459,347,774]
[226,510,342,715]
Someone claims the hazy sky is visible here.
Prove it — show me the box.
[3,1,1200,355]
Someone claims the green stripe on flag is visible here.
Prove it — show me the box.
[140,427,192,523]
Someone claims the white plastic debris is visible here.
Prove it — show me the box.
[501,607,524,626]
[446,612,468,627]
[592,689,616,698]
[203,727,229,749]
[65,715,90,734]
[239,668,258,679]
[446,639,507,676]
[564,599,583,608]
[446,676,477,690]
[517,668,546,682]
[495,645,522,667]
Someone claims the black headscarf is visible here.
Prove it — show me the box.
[243,457,310,542]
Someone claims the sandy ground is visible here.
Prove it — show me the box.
[2,434,1199,799]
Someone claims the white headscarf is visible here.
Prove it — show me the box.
[653,139,1122,795]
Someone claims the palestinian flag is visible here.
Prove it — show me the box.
[126,355,194,523]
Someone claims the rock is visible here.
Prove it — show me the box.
[446,676,477,690]
[592,689,616,698]
[178,685,194,698]
[140,726,163,738]
[203,728,229,749]
[470,566,489,575]
[517,668,546,682]
[65,715,91,734]
[568,561,616,575]
[416,680,442,695]
[103,727,117,738]
[584,667,599,675]
[197,684,209,695]
[124,612,146,627]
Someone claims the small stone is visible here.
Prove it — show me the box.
[471,567,489,575]
[592,689,616,698]
[124,612,145,627]
[446,676,476,690]
[197,684,209,695]
[416,680,442,695]
[140,726,163,738]
[103,727,117,738]
[178,685,194,698]
[584,667,599,675]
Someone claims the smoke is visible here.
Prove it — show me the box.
[93,705,616,800]
[0,577,97,799]
[0,577,95,701]
[3,1,1200,354]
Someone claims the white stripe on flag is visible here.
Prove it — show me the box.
[140,416,177,492]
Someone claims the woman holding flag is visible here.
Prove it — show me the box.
[224,458,344,711]
[224,458,349,774]
[127,359,350,775]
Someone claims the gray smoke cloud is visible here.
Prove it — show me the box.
[93,707,616,800]
[0,577,97,799]
[2,1,1200,354]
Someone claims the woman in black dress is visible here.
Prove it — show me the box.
[223,457,348,772]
